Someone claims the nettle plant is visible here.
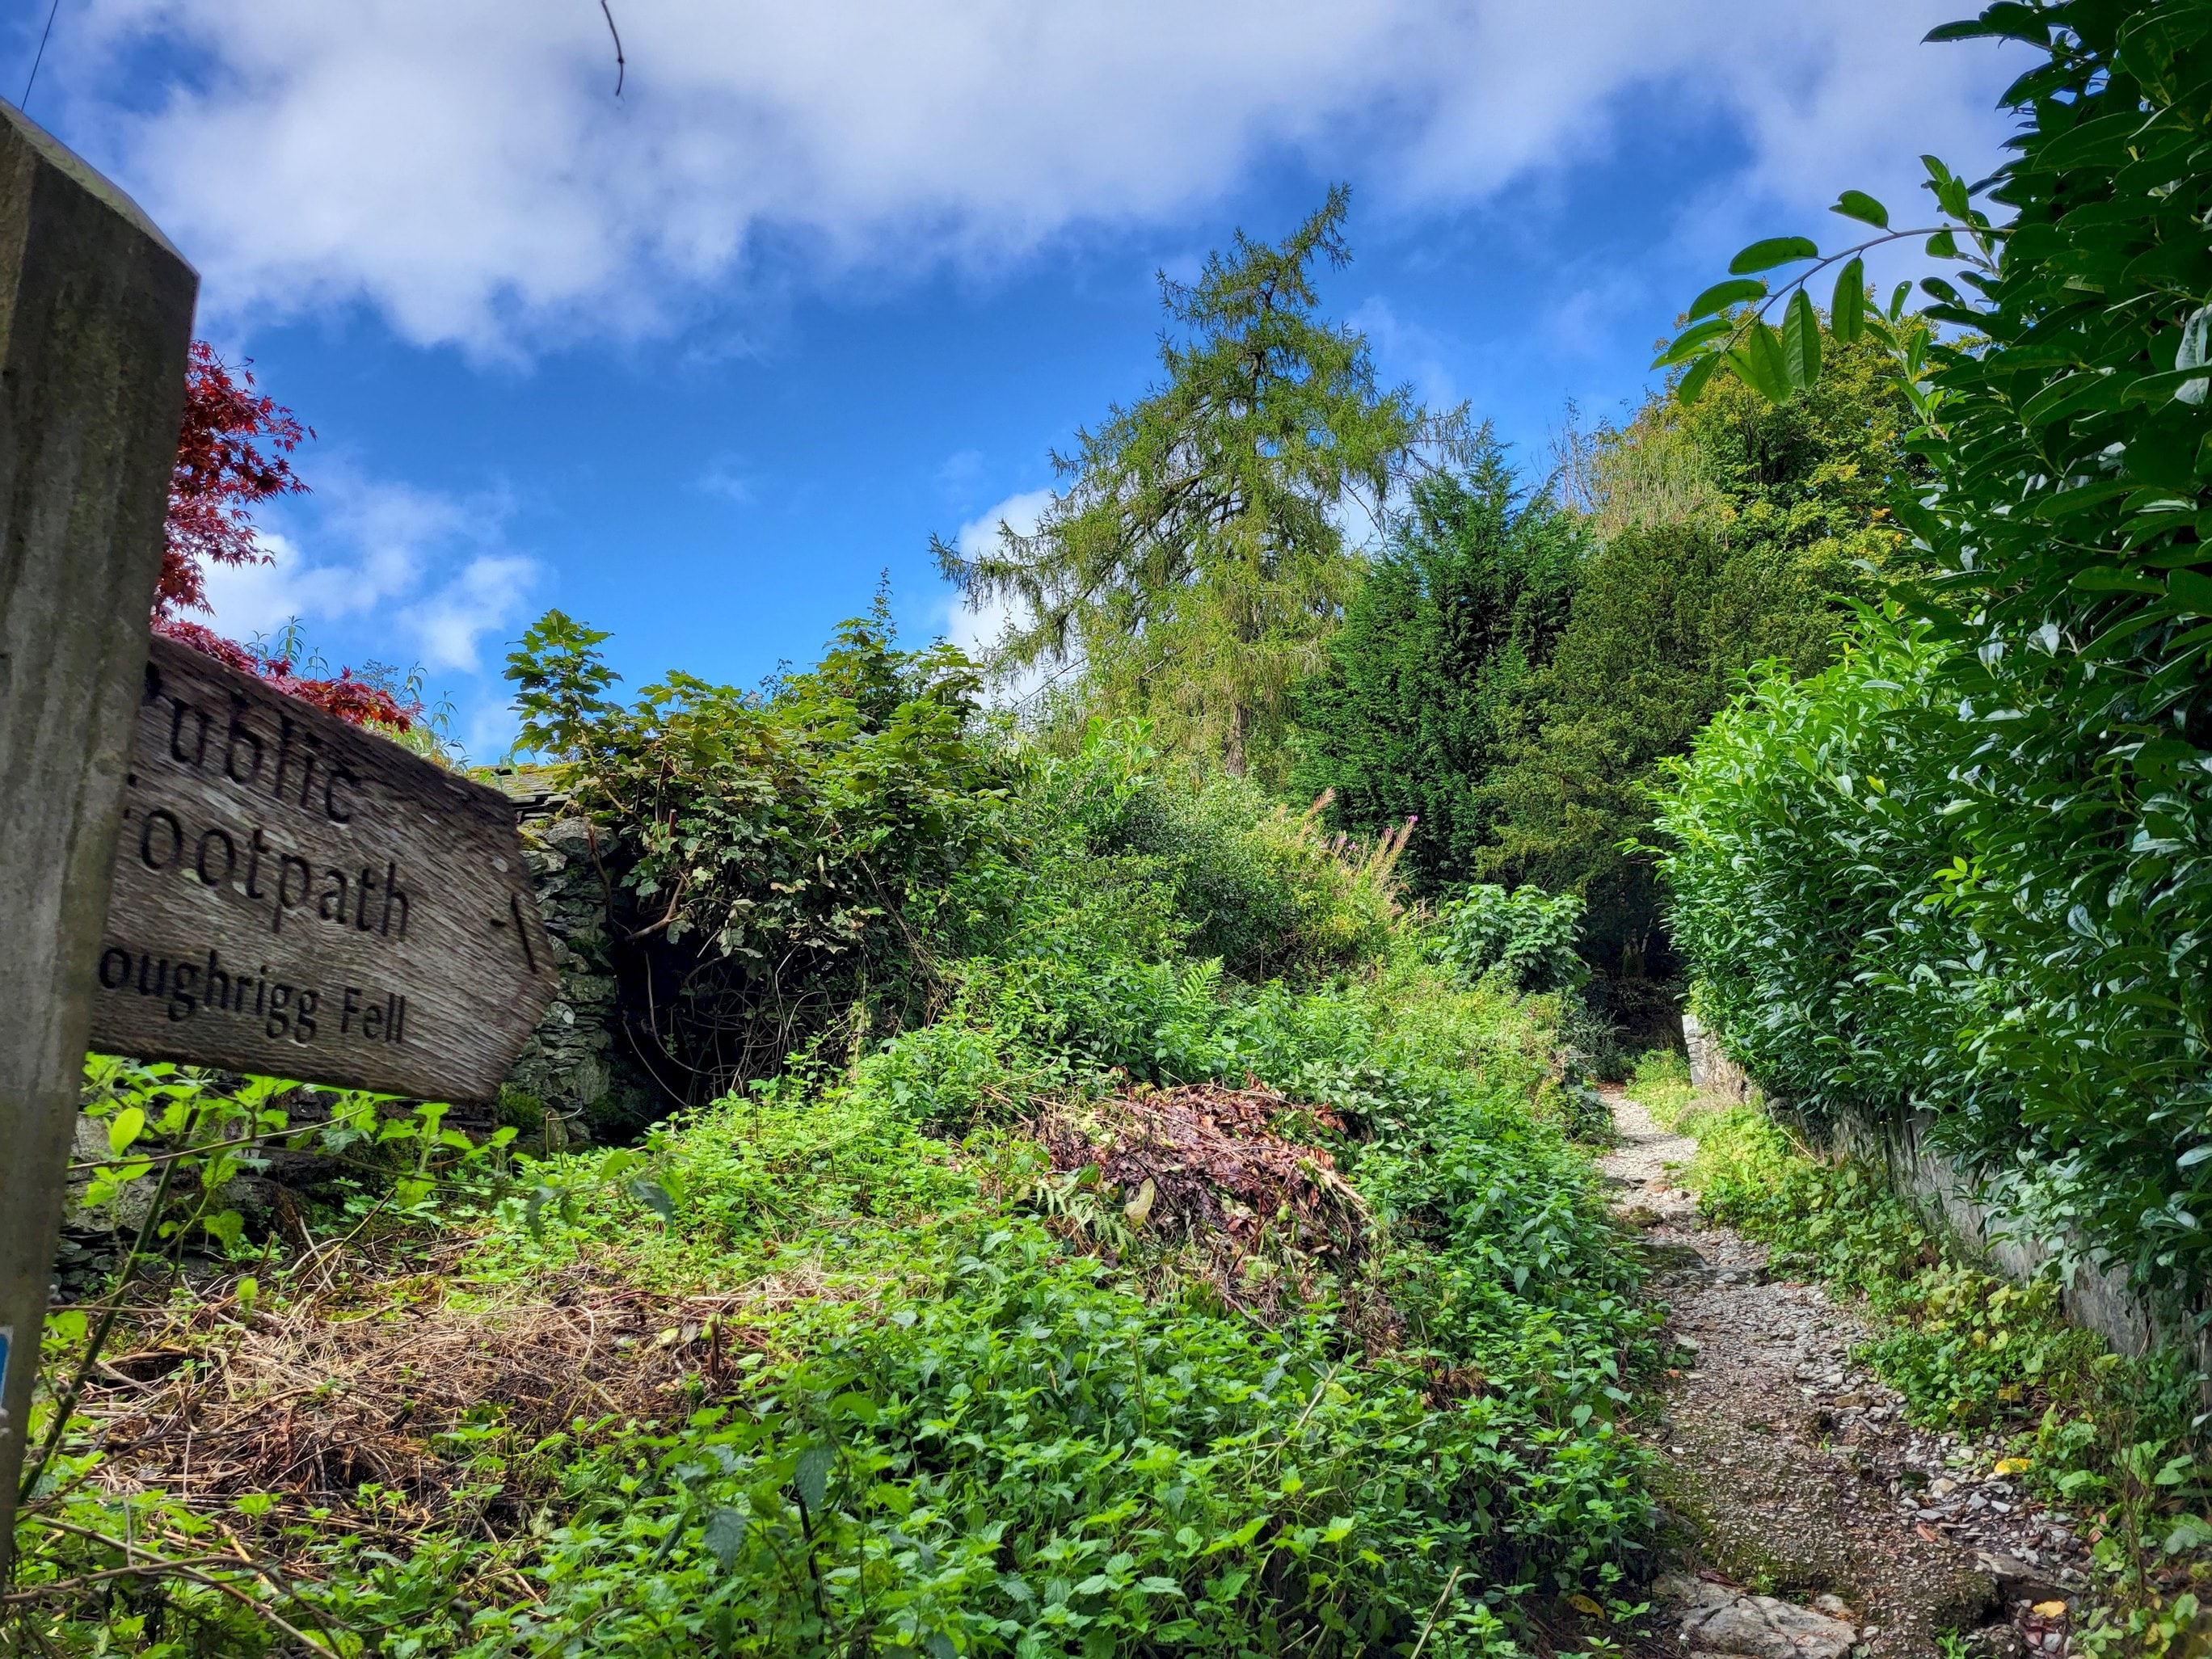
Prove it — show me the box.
[1432,884,1588,995]
[1657,0,2212,1281]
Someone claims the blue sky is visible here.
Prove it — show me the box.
[16,1,2027,757]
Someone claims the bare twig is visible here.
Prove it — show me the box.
[21,1101,206,1501]
[1408,1564,1464,1659]
[66,1128,275,1177]
[1,1552,243,1601]
[27,1520,339,1657]
[598,0,626,96]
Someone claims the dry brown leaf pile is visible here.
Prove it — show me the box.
[67,1259,845,1529]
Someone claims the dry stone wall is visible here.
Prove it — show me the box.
[1826,1101,2211,1381]
[491,771,652,1143]
[1683,1012,1751,1103]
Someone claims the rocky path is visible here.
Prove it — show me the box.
[1600,1088,2093,1659]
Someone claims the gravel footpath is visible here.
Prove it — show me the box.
[1601,1089,2092,1659]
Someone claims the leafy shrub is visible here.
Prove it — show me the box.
[1553,994,1636,1087]
[1433,884,1587,994]
[1654,0,2212,1292]
[505,604,1012,1107]
[1022,719,1406,983]
[70,1056,506,1255]
[1655,617,1970,1134]
[1656,608,2212,1288]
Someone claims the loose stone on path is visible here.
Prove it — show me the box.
[1600,1088,2089,1659]
[1659,1574,1859,1659]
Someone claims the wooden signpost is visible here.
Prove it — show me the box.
[91,635,558,1099]
[0,99,557,1568]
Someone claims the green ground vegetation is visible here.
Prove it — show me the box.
[27,9,2212,1645]
[11,660,1658,1659]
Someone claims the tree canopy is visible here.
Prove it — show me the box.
[1289,440,1582,896]
[1285,330,1912,974]
[1473,335,1913,973]
[937,186,1467,785]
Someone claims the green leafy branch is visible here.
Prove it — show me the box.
[1654,155,2001,409]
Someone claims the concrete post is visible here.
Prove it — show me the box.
[0,96,196,1567]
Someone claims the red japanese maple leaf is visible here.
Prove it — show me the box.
[154,343,417,735]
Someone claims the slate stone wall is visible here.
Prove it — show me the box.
[491,773,654,1142]
[1825,1101,2211,1385]
[1683,1013,1751,1103]
[1689,1002,2211,1395]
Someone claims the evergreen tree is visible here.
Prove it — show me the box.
[937,187,1466,784]
[1475,332,1915,974]
[1286,328,1911,973]
[1289,442,1582,896]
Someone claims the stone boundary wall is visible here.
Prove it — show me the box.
[491,769,649,1141]
[1682,1013,1751,1104]
[1824,1103,2212,1376]
[1684,1011,2211,1388]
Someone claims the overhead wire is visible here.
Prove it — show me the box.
[20,0,61,109]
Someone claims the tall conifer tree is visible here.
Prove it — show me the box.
[937,187,1466,782]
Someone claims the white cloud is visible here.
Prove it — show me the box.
[198,467,538,675]
[693,458,756,504]
[406,554,539,674]
[1349,296,1460,411]
[935,486,1055,704]
[57,0,2026,355]
[934,448,988,503]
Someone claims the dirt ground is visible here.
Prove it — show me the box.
[1602,1088,2092,1659]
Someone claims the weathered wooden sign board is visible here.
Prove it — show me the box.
[88,635,561,1101]
[0,95,571,1568]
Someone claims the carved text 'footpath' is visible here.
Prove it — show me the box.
[88,637,559,1100]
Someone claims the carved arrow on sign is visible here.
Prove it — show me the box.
[86,636,560,1101]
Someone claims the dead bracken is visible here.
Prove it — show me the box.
[67,1254,810,1528]
[1031,1080,1382,1320]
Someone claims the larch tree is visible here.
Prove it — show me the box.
[936,187,1467,784]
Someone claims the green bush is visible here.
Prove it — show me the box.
[1020,719,1405,984]
[1653,0,2212,1295]
[504,603,1013,1110]
[1654,606,2212,1288]
[1654,616,1972,1139]
[1432,885,1587,994]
